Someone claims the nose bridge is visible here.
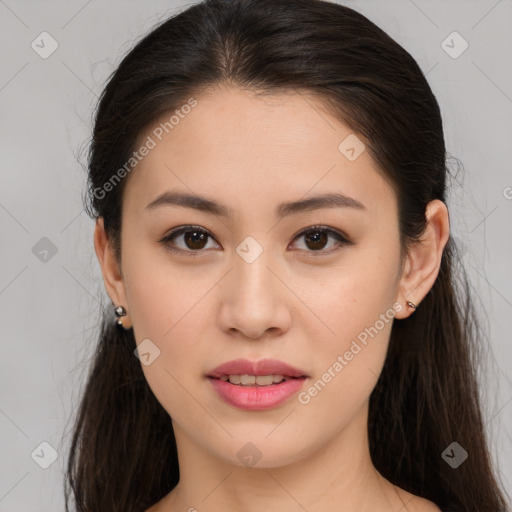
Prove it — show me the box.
[233,239,278,306]
[218,238,290,338]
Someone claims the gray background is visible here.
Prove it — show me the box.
[0,0,511,510]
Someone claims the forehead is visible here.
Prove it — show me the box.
[124,86,396,221]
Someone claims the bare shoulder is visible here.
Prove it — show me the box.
[394,486,442,512]
[406,497,442,512]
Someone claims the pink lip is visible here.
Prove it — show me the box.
[207,358,309,411]
[207,358,309,379]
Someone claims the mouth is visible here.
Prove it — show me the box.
[207,373,308,410]
[208,374,307,387]
[207,357,309,381]
[206,358,309,410]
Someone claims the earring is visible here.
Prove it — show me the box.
[114,305,128,329]
[406,300,417,312]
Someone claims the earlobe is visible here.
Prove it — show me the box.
[394,199,450,319]
[93,217,132,328]
[394,250,419,319]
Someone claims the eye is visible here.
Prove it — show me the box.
[158,225,218,256]
[158,224,353,256]
[289,225,353,256]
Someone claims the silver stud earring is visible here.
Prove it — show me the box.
[406,300,417,312]
[114,305,128,329]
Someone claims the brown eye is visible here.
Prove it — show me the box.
[182,230,209,250]
[159,226,218,255]
[290,226,352,255]
[304,230,329,250]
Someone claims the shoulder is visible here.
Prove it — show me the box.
[394,486,442,512]
[407,498,442,512]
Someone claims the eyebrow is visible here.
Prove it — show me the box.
[145,190,367,217]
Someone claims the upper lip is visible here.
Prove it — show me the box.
[207,358,309,379]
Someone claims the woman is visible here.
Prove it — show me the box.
[64,0,511,510]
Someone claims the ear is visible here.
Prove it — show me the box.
[93,217,132,328]
[394,199,450,319]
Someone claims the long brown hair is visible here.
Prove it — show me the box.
[64,0,511,510]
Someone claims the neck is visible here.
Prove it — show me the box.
[163,403,402,512]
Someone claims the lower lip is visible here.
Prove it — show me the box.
[208,377,307,410]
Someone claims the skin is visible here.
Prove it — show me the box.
[94,86,448,511]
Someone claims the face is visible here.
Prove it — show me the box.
[101,86,411,468]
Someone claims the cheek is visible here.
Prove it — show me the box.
[125,260,210,424]
[304,251,399,394]
[128,273,208,366]
[123,244,213,366]
[313,280,395,376]
[122,239,198,336]
[298,284,395,425]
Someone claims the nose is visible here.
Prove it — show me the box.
[217,250,292,340]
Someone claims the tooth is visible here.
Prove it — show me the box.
[255,375,274,386]
[222,374,289,386]
[229,375,241,385]
[240,374,256,385]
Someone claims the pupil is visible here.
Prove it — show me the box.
[305,231,327,250]
[185,231,207,249]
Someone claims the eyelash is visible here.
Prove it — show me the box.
[158,224,354,257]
